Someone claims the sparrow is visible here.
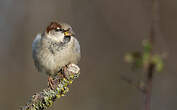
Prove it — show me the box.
[32,21,81,89]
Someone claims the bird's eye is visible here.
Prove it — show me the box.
[55,28,63,32]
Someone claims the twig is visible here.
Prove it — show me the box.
[144,0,159,110]
[144,63,155,110]
[19,64,80,110]
[121,76,146,93]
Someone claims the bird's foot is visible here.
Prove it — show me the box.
[58,64,73,79]
[48,76,55,90]
[63,65,70,78]
[61,64,75,79]
[59,65,68,77]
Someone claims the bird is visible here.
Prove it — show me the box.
[32,21,81,89]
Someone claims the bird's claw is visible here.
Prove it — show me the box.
[48,76,55,90]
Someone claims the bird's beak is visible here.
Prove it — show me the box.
[64,31,70,36]
[64,31,75,36]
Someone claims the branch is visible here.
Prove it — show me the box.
[121,76,146,93]
[144,63,155,110]
[19,64,80,110]
[144,0,160,110]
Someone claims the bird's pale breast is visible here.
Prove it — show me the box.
[32,34,80,75]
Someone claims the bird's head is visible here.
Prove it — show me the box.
[45,21,74,43]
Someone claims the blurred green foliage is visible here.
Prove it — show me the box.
[125,40,164,72]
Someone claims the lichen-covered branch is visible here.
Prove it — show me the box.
[19,64,80,110]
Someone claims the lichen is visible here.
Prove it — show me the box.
[19,64,80,110]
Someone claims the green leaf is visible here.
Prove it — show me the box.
[125,53,134,63]
[152,55,164,72]
[143,40,152,53]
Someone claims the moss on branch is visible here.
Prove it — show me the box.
[19,64,80,110]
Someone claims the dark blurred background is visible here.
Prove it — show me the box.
[0,0,177,110]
